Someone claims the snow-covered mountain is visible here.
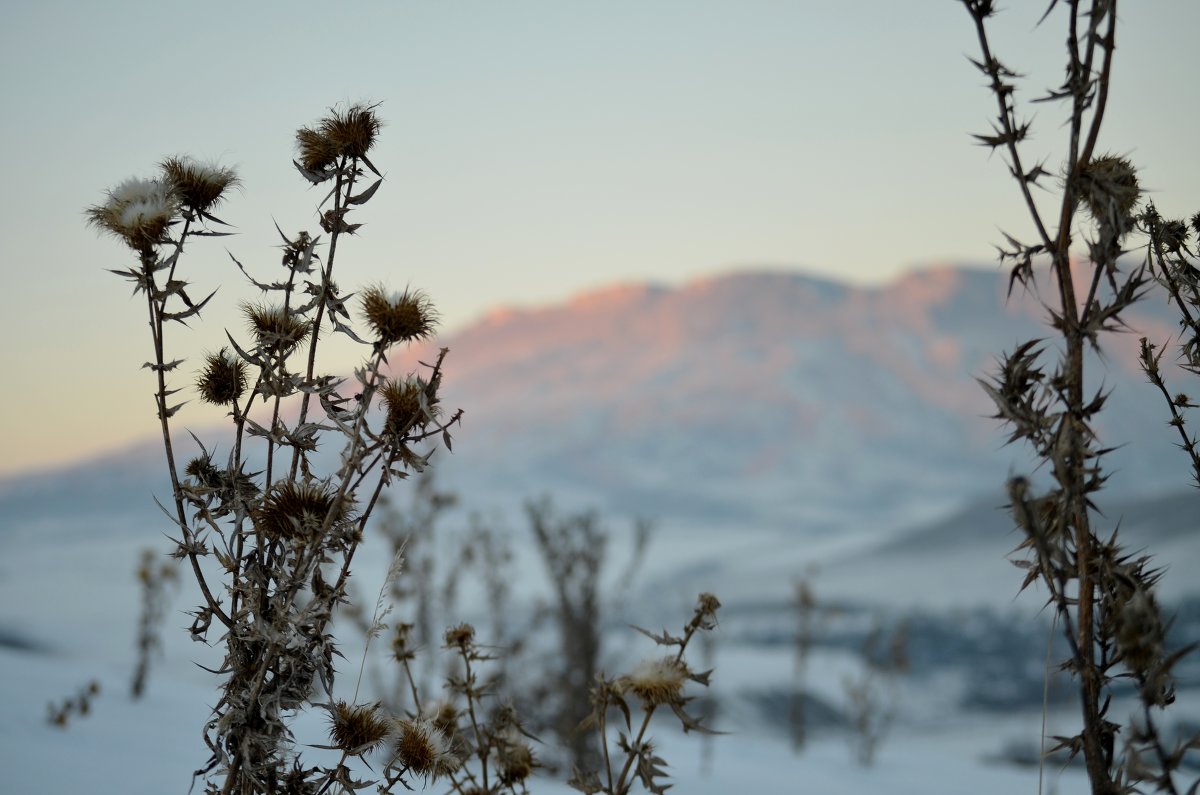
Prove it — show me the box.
[384,264,1184,532]
[2,263,1187,536]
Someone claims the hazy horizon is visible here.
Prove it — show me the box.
[3,1,1198,474]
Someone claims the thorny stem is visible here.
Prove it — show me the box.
[613,617,703,792]
[142,240,231,630]
[967,1,1121,788]
[460,648,490,793]
[1140,339,1200,479]
[291,156,359,481]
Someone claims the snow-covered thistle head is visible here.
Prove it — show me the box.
[87,177,179,251]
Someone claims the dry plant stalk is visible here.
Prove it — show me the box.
[570,593,722,795]
[90,103,463,794]
[131,547,179,699]
[961,2,1199,791]
[841,620,908,768]
[1138,208,1200,486]
[46,680,101,729]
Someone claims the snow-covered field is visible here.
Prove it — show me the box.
[0,493,1152,795]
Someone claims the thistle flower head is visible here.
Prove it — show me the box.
[492,728,536,786]
[621,656,690,706]
[184,454,222,488]
[197,348,247,406]
[295,103,382,172]
[326,701,390,756]
[443,623,475,651]
[360,285,437,347]
[1115,586,1165,677]
[1077,154,1140,228]
[296,127,340,173]
[392,717,458,780]
[87,177,179,251]
[422,701,460,738]
[242,302,311,355]
[380,376,437,436]
[255,480,347,542]
[160,156,239,213]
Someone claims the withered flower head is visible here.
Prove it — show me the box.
[160,156,239,214]
[380,376,436,436]
[493,730,536,785]
[361,285,437,346]
[184,454,222,488]
[443,623,475,651]
[1115,587,1165,677]
[1077,154,1140,226]
[422,701,460,738]
[392,717,458,780]
[327,700,390,756]
[621,656,690,706]
[242,302,311,355]
[197,348,247,406]
[86,177,179,251]
[321,103,382,161]
[296,126,339,173]
[255,480,346,542]
[296,103,382,172]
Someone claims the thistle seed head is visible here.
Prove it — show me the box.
[1115,586,1165,678]
[242,302,311,355]
[443,623,475,651]
[295,103,382,171]
[255,480,346,542]
[622,656,690,706]
[361,285,437,347]
[423,701,460,738]
[392,717,458,780]
[160,156,239,214]
[327,701,390,756]
[197,348,247,406]
[380,376,436,436]
[1078,154,1140,227]
[295,126,339,172]
[86,177,179,251]
[321,103,382,161]
[494,734,535,785]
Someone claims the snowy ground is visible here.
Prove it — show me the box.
[0,642,1096,795]
[0,507,1106,794]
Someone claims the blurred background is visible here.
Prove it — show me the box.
[2,2,1199,792]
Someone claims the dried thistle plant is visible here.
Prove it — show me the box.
[131,547,178,699]
[571,593,722,795]
[841,619,908,768]
[46,680,101,729]
[91,102,464,794]
[961,2,1199,791]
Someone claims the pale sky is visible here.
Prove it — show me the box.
[1,1,1198,476]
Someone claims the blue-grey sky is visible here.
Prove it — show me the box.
[2,1,1198,475]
